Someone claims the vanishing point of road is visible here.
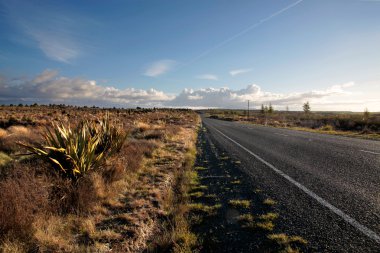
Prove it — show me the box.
[202,115,380,252]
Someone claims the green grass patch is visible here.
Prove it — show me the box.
[188,203,222,215]
[188,191,204,198]
[228,199,251,209]
[258,212,279,221]
[0,152,12,167]
[238,214,254,223]
[204,194,217,199]
[263,198,277,206]
[268,233,308,245]
[188,171,200,186]
[256,221,275,231]
[191,185,208,191]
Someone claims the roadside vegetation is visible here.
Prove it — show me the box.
[203,106,380,140]
[0,105,199,252]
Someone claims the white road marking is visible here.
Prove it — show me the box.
[360,150,380,155]
[275,133,289,137]
[211,126,380,244]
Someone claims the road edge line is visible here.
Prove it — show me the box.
[210,125,380,244]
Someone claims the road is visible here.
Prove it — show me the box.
[202,116,380,252]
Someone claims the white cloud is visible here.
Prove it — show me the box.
[1,70,377,111]
[0,70,172,107]
[144,60,176,77]
[32,69,59,83]
[229,68,252,76]
[196,74,218,81]
[27,29,79,63]
[167,83,356,109]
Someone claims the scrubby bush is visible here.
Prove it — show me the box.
[320,124,334,131]
[0,165,49,241]
[49,173,103,214]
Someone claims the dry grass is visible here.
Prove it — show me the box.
[0,128,8,139]
[147,124,200,253]
[0,106,200,252]
[0,165,49,242]
[0,238,28,253]
[7,125,29,135]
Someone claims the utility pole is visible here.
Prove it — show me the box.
[247,100,250,121]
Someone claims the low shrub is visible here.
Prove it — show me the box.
[49,173,102,214]
[0,165,49,241]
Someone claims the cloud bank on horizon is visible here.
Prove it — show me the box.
[0,70,172,107]
[1,69,375,111]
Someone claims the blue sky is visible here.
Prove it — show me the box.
[0,0,379,111]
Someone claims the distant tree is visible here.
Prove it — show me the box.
[18,103,23,107]
[364,108,370,123]
[260,104,265,114]
[286,106,289,112]
[264,105,269,113]
[303,101,311,113]
[268,103,274,114]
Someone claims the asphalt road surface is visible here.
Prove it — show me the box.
[202,116,380,252]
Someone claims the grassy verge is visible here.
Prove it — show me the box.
[147,119,200,253]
